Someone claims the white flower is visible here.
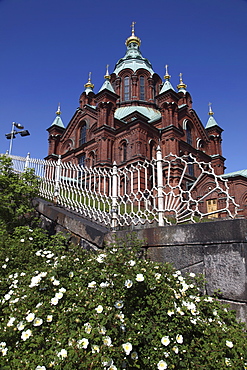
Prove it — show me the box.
[53,279,60,286]
[128,260,136,266]
[96,254,106,263]
[69,271,74,278]
[2,264,7,269]
[108,366,117,370]
[100,281,109,288]
[189,272,195,278]
[84,322,92,334]
[95,305,103,313]
[29,237,33,241]
[136,273,144,282]
[59,287,66,293]
[131,351,138,360]
[2,347,8,356]
[36,250,42,256]
[124,279,133,288]
[98,326,106,334]
[20,239,25,243]
[103,336,112,346]
[35,366,46,370]
[88,281,97,288]
[46,315,53,322]
[91,344,100,353]
[77,338,89,349]
[157,360,168,369]
[33,318,43,326]
[226,340,233,348]
[57,348,67,359]
[7,317,16,326]
[17,321,25,331]
[172,346,179,354]
[114,300,124,309]
[167,309,174,316]
[225,358,231,366]
[122,342,132,355]
[26,313,35,322]
[51,297,59,305]
[161,336,170,346]
[176,334,183,344]
[21,329,32,341]
[155,273,161,280]
[55,292,64,300]
[36,302,43,308]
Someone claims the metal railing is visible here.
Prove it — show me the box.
[2,149,239,228]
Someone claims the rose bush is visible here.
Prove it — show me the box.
[0,230,246,369]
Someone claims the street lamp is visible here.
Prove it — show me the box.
[5,122,30,155]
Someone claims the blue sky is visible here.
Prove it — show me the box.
[0,0,246,173]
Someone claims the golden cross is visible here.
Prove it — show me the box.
[131,21,136,35]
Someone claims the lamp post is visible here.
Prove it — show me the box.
[5,122,30,155]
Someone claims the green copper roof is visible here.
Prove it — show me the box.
[159,79,175,94]
[113,40,154,76]
[223,169,247,179]
[115,106,161,122]
[99,79,115,93]
[50,115,65,128]
[205,115,219,129]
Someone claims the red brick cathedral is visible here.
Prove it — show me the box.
[46,24,247,218]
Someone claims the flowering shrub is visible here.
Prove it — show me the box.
[0,229,246,370]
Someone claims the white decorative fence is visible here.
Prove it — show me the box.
[3,149,239,228]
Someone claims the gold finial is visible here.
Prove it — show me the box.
[208,102,214,116]
[177,72,187,90]
[164,64,171,80]
[56,103,61,115]
[125,21,141,47]
[84,72,94,89]
[104,64,111,79]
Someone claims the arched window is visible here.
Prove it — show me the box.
[122,141,127,162]
[79,124,86,146]
[124,76,130,101]
[140,76,145,100]
[186,125,192,146]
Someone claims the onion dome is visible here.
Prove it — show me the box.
[177,73,187,93]
[159,65,175,94]
[125,21,141,47]
[113,23,154,75]
[84,72,94,95]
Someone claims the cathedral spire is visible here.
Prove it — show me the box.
[99,65,115,93]
[177,72,187,93]
[50,103,65,128]
[159,64,175,94]
[84,72,94,95]
[206,103,219,128]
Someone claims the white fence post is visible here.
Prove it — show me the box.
[111,161,118,230]
[54,155,61,204]
[156,146,164,226]
[24,152,30,170]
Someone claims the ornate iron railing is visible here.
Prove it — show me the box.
[2,149,239,228]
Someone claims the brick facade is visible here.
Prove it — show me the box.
[46,28,247,219]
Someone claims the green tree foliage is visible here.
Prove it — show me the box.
[0,156,39,232]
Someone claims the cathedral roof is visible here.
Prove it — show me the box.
[113,24,154,76]
[114,106,161,122]
[223,169,247,179]
[50,104,65,128]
